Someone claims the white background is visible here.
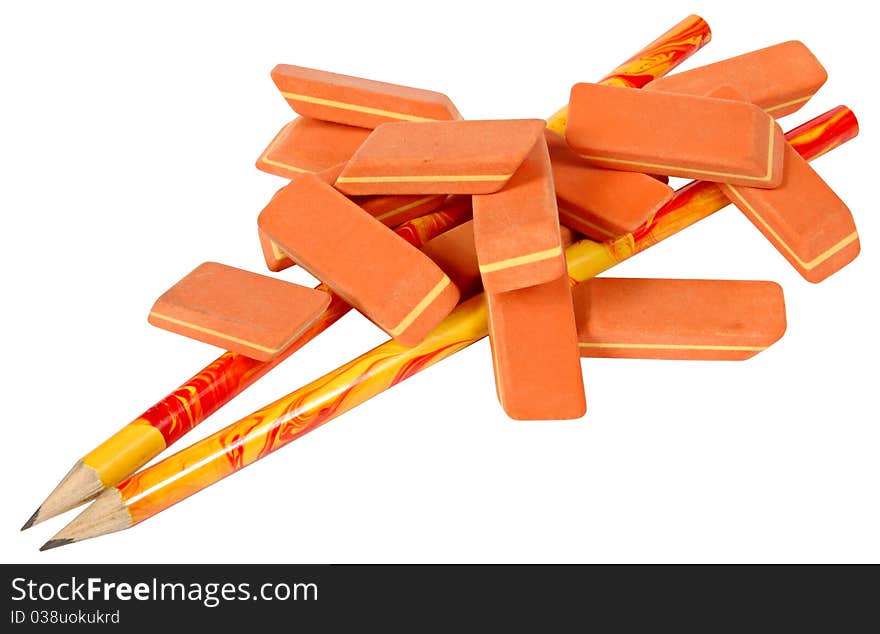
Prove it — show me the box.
[2,0,877,563]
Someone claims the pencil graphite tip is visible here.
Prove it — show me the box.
[21,508,41,531]
[39,538,75,552]
[37,488,132,551]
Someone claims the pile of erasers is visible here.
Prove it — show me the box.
[148,41,859,420]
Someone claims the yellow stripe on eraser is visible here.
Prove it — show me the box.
[565,83,785,188]
[473,137,567,293]
[256,117,369,179]
[573,278,787,360]
[335,119,546,195]
[148,262,332,361]
[645,41,828,118]
[271,64,461,129]
[259,174,460,346]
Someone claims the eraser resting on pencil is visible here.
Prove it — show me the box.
[256,117,370,179]
[473,138,565,293]
[545,130,673,239]
[423,220,577,300]
[258,174,459,346]
[271,64,461,129]
[645,41,827,118]
[487,276,585,420]
[565,83,785,188]
[721,140,859,283]
[573,278,786,360]
[335,119,546,195]
[148,262,332,361]
[258,227,295,272]
[705,86,860,282]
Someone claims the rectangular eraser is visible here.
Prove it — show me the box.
[645,41,827,118]
[565,83,785,188]
[256,117,369,179]
[335,119,546,195]
[148,262,332,361]
[473,138,566,293]
[487,276,586,420]
[573,278,786,360]
[258,174,459,346]
[545,130,673,239]
[721,141,860,283]
[271,64,461,129]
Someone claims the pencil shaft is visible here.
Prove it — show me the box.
[118,106,857,526]
[71,14,714,492]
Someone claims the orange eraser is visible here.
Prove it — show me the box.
[721,140,860,283]
[487,275,585,420]
[258,174,459,346]
[573,278,786,360]
[335,119,547,195]
[565,83,785,188]
[423,220,577,300]
[645,41,827,118]
[270,64,461,129]
[256,117,370,179]
[148,262,331,362]
[473,138,566,293]
[545,130,673,239]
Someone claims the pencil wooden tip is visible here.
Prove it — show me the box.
[21,508,41,531]
[28,461,104,528]
[42,488,131,550]
[40,538,75,552]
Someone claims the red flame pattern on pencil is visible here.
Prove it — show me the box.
[391,196,472,246]
[602,15,712,88]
